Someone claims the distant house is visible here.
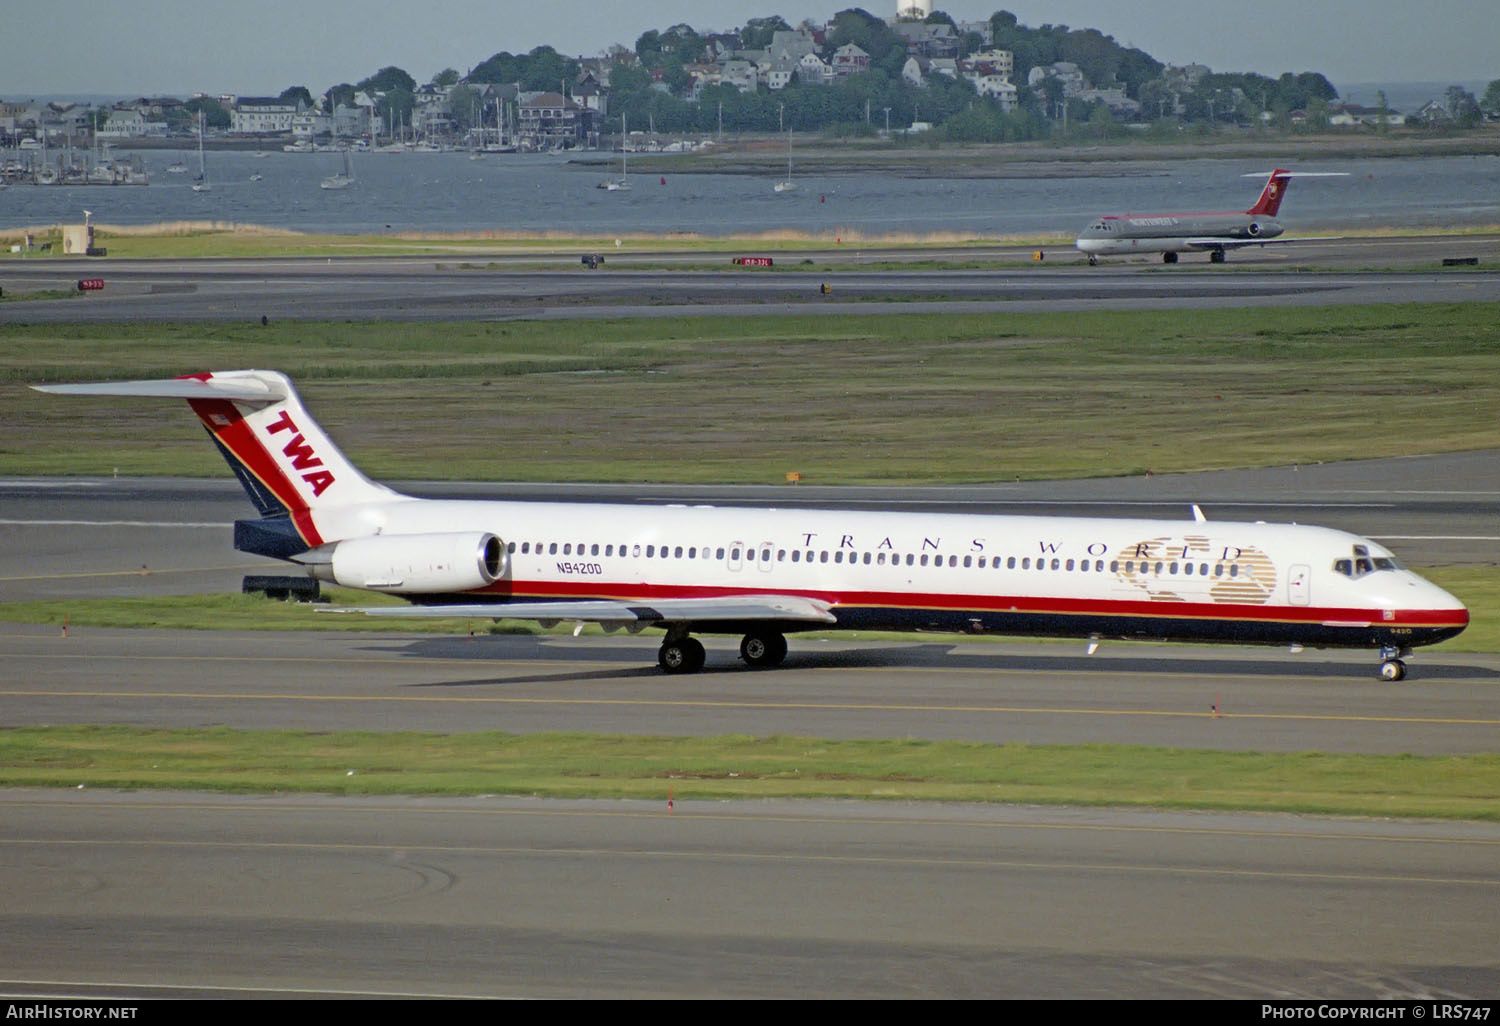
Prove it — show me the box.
[967,49,1014,82]
[769,29,819,62]
[765,58,798,91]
[517,91,582,149]
[96,108,150,138]
[1079,87,1141,119]
[1415,100,1451,124]
[230,97,301,135]
[1027,62,1087,98]
[831,43,870,76]
[798,51,833,86]
[290,110,331,140]
[892,21,959,59]
[968,75,1018,111]
[957,20,994,46]
[1329,103,1405,127]
[1163,64,1210,89]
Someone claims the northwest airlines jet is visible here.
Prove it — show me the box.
[37,371,1466,680]
[1075,168,1346,265]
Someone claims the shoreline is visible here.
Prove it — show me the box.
[570,128,1500,177]
[95,126,1500,177]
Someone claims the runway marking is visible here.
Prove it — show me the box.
[8,796,1497,848]
[0,563,257,582]
[0,977,514,1000]
[1372,535,1500,541]
[0,519,231,528]
[2,684,1497,727]
[3,836,1495,887]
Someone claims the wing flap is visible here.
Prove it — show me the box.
[328,594,837,625]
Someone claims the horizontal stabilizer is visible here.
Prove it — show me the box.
[327,594,838,626]
[1239,171,1350,178]
[32,374,287,402]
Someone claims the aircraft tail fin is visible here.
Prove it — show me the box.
[33,370,400,548]
[1245,168,1292,217]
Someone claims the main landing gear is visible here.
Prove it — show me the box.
[657,629,789,674]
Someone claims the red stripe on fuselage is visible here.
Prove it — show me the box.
[465,578,1468,632]
[187,397,324,547]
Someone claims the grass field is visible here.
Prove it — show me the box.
[2,726,1495,819]
[6,303,1499,484]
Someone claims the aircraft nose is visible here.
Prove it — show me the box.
[1391,574,1469,631]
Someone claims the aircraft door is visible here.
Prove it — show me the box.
[1288,564,1311,606]
[757,542,775,573]
[727,542,744,573]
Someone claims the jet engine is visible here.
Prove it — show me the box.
[323,532,506,593]
[1246,221,1263,237]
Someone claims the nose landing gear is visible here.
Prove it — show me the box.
[1378,645,1411,682]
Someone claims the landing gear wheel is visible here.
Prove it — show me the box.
[739,631,788,668]
[1087,254,1098,266]
[659,638,706,674]
[1379,658,1407,682]
[1162,251,1178,264]
[1209,249,1226,264]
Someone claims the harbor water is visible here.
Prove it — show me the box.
[1,149,1497,237]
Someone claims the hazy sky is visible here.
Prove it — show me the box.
[2,0,1493,98]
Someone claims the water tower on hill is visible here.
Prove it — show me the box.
[896,0,932,19]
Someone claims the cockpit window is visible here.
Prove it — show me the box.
[1333,546,1401,578]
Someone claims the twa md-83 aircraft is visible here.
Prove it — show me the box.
[37,370,1466,680]
[1075,168,1346,265]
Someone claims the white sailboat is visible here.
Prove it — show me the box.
[191,113,211,192]
[598,114,631,191]
[774,126,797,193]
[320,147,354,190]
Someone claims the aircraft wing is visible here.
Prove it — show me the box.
[329,594,838,626]
[1184,237,1341,251]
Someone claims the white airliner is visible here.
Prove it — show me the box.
[36,370,1467,680]
[1075,168,1346,265]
